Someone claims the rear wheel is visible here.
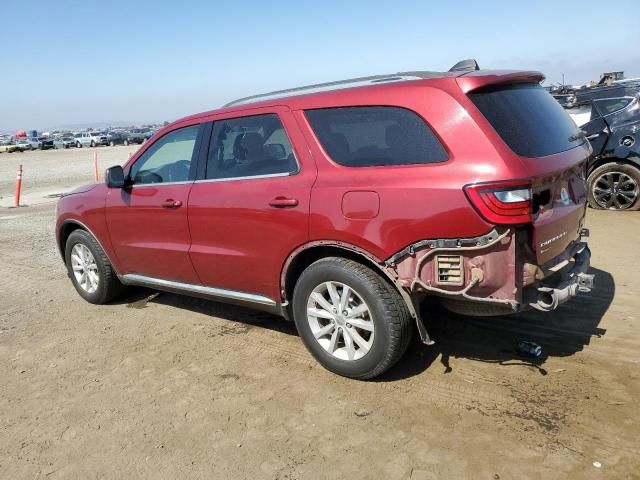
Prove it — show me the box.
[292,257,412,379]
[76,142,82,148]
[90,140,95,147]
[65,230,123,304]
[588,162,640,210]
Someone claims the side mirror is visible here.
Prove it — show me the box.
[105,165,126,188]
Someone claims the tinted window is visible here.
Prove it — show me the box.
[129,125,199,185]
[206,113,298,180]
[593,97,633,116]
[305,106,447,167]
[468,83,582,158]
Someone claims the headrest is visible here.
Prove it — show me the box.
[240,132,264,152]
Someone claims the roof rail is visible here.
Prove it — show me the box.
[222,71,446,108]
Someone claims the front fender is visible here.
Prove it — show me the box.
[55,184,121,274]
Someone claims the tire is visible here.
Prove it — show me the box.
[90,140,95,147]
[587,162,640,211]
[64,229,124,304]
[292,257,412,379]
[109,141,115,147]
[76,142,82,148]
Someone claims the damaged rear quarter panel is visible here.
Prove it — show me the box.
[389,229,521,303]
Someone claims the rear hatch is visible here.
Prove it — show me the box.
[465,81,591,265]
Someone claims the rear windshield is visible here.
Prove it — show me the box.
[305,106,448,167]
[468,83,582,158]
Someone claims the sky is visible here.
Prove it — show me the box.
[1,0,639,132]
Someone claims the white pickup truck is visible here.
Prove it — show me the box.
[74,132,109,148]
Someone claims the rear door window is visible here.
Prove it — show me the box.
[305,106,448,167]
[468,83,582,158]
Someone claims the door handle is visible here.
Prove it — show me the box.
[269,197,299,208]
[161,199,182,209]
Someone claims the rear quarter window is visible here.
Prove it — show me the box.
[305,106,448,167]
[468,83,582,158]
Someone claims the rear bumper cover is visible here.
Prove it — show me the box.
[526,243,594,311]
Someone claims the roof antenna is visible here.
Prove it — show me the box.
[449,59,480,72]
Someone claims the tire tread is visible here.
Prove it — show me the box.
[66,230,123,304]
[295,257,412,379]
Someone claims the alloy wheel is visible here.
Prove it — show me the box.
[592,171,639,210]
[306,281,375,361]
[70,243,99,294]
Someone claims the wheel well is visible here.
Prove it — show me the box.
[57,222,85,259]
[283,245,392,302]
[588,157,640,176]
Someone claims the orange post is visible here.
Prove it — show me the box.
[94,152,99,182]
[14,164,23,207]
[128,151,132,159]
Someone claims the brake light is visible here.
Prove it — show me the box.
[464,180,532,224]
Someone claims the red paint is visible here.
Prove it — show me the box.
[341,191,380,219]
[104,184,199,283]
[56,69,591,305]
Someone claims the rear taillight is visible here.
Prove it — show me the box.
[464,180,532,224]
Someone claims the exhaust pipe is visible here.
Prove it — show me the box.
[531,272,595,312]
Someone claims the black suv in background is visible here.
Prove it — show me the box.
[105,132,128,146]
[125,128,149,144]
[39,137,55,150]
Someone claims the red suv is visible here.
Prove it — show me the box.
[56,63,595,379]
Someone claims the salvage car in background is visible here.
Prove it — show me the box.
[0,140,23,153]
[23,137,40,150]
[105,132,127,146]
[75,132,109,148]
[54,137,76,149]
[124,128,149,145]
[38,137,55,150]
[14,139,31,151]
[551,72,640,109]
[573,95,640,210]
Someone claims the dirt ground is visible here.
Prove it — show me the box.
[1,148,639,479]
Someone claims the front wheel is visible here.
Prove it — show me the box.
[76,142,82,148]
[588,162,640,210]
[65,230,124,304]
[292,258,412,379]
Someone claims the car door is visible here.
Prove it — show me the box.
[105,123,204,283]
[188,108,316,301]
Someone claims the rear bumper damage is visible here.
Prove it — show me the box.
[526,244,593,311]
[385,228,595,344]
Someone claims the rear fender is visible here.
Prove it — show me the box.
[387,228,520,307]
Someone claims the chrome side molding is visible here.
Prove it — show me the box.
[120,274,277,307]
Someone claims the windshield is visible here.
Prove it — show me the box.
[468,83,582,158]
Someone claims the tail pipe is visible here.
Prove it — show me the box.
[530,246,594,312]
